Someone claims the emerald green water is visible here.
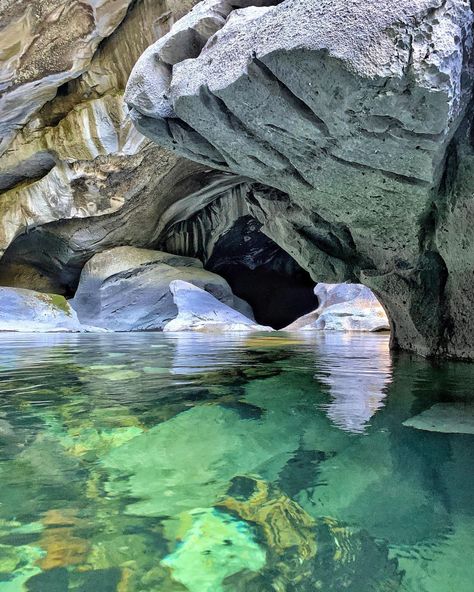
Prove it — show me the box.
[0,332,473,591]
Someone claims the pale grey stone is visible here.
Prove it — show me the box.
[0,287,82,332]
[403,404,474,434]
[164,280,272,332]
[285,283,390,332]
[127,0,474,360]
[71,246,239,331]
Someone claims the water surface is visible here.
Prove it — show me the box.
[0,332,473,591]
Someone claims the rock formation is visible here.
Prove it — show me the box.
[164,280,272,332]
[0,287,82,332]
[0,0,202,267]
[70,246,254,331]
[285,283,390,332]
[126,0,474,360]
[0,0,472,358]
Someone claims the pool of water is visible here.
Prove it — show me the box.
[0,331,473,591]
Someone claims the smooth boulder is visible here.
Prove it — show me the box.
[285,283,389,332]
[0,288,82,332]
[71,247,250,331]
[164,280,272,332]
[403,404,474,434]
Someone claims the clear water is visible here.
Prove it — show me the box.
[0,331,473,592]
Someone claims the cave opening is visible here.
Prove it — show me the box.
[204,216,318,329]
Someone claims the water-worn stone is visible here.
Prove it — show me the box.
[163,280,271,332]
[286,283,389,333]
[403,403,474,434]
[127,0,474,360]
[0,287,82,332]
[161,508,266,592]
[0,0,202,265]
[71,247,245,331]
[0,0,134,153]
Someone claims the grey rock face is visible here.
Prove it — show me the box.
[0,287,82,332]
[127,0,474,359]
[70,246,248,331]
[0,0,134,153]
[285,283,390,332]
[0,0,202,261]
[164,280,272,332]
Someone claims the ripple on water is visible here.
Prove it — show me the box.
[0,331,473,591]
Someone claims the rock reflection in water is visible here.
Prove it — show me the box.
[311,332,392,433]
[0,332,473,592]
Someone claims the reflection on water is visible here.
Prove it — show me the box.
[0,332,473,591]
[314,332,393,433]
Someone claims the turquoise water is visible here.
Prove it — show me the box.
[0,331,473,591]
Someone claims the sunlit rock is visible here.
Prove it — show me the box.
[162,508,266,592]
[0,287,82,332]
[286,283,390,333]
[163,280,272,332]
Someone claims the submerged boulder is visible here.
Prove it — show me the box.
[285,283,389,332]
[161,508,266,592]
[164,280,272,332]
[71,246,252,331]
[403,403,474,434]
[0,287,82,332]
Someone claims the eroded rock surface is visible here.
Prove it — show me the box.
[0,0,202,262]
[127,0,474,359]
[286,283,390,333]
[0,0,134,152]
[71,246,251,331]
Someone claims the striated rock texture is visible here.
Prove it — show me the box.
[285,283,390,332]
[0,0,201,263]
[0,0,133,152]
[71,246,251,331]
[127,0,474,360]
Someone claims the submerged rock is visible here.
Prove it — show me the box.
[0,287,82,332]
[163,280,272,332]
[403,403,474,434]
[101,403,302,517]
[219,475,402,592]
[71,247,248,331]
[285,283,389,333]
[162,508,266,592]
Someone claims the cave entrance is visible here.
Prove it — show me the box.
[205,216,318,329]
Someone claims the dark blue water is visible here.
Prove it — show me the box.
[0,332,473,591]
